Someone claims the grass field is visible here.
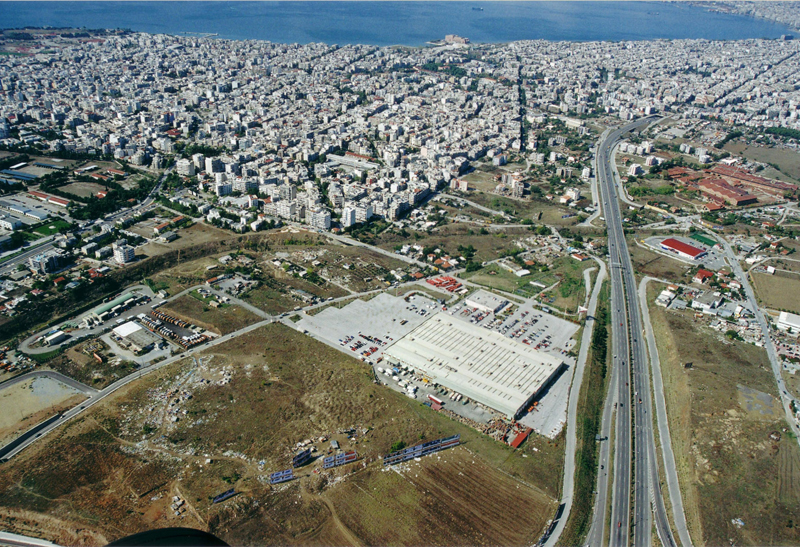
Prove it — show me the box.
[752,271,800,314]
[649,286,800,546]
[724,143,800,183]
[31,219,72,237]
[0,323,564,545]
[628,237,693,281]
[159,295,261,335]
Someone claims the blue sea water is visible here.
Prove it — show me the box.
[0,2,794,46]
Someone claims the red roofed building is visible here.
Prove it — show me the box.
[693,269,714,284]
[510,427,532,449]
[660,238,707,261]
[697,178,757,207]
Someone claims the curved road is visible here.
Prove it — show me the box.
[543,256,606,547]
[0,369,97,395]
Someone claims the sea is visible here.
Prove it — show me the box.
[0,1,795,46]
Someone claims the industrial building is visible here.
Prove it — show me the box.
[660,238,707,261]
[777,311,800,335]
[88,292,140,322]
[44,331,68,346]
[464,290,509,314]
[112,321,161,353]
[383,313,564,418]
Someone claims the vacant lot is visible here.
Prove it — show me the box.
[724,143,800,183]
[59,181,107,199]
[0,324,563,546]
[160,295,261,335]
[0,377,86,445]
[752,271,800,314]
[45,338,139,390]
[379,223,530,264]
[463,256,593,312]
[629,237,693,281]
[467,193,582,226]
[139,222,231,258]
[649,287,800,546]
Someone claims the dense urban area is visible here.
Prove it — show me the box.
[1,3,800,547]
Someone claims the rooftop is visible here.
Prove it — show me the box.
[383,313,564,418]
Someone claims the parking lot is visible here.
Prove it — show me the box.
[295,292,440,364]
[212,275,257,296]
[447,298,579,359]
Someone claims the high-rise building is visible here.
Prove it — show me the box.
[176,158,195,176]
[308,210,331,231]
[113,244,136,264]
[342,207,357,228]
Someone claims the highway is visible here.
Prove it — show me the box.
[595,116,677,547]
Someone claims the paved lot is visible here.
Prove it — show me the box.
[296,292,439,363]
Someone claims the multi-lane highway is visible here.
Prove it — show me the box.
[595,116,678,547]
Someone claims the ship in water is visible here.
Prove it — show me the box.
[472,7,484,11]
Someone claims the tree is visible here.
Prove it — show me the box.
[390,440,406,452]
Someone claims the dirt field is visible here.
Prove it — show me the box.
[752,271,800,314]
[649,286,800,546]
[0,323,562,545]
[0,378,86,445]
[159,295,261,335]
[59,181,107,199]
[139,223,232,258]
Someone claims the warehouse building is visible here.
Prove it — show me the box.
[464,290,509,314]
[89,292,140,321]
[777,311,800,335]
[660,238,707,261]
[112,321,161,353]
[383,314,564,418]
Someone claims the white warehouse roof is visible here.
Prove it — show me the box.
[464,289,509,314]
[778,311,800,332]
[113,321,142,338]
[383,313,564,418]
